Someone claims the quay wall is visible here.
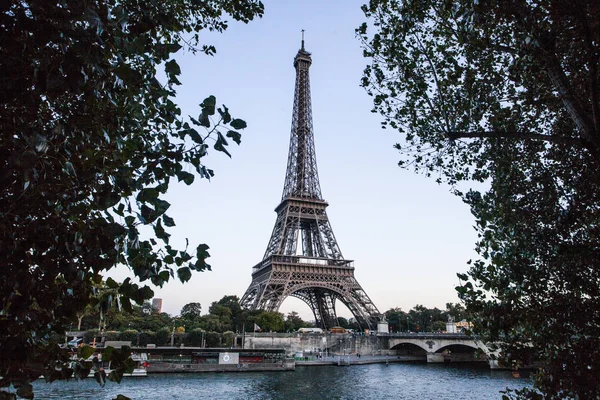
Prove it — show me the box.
[243,333,489,364]
[243,334,400,356]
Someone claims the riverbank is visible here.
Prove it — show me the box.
[295,354,423,366]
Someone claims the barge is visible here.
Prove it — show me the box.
[141,348,295,373]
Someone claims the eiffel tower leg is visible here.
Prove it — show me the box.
[291,288,338,329]
[318,291,339,328]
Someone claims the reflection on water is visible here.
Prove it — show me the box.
[32,363,532,399]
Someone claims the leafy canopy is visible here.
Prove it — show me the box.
[180,302,203,320]
[0,0,263,396]
[359,0,600,398]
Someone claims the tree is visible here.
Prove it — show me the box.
[210,295,244,332]
[155,327,172,346]
[200,314,231,333]
[204,331,221,348]
[206,304,233,332]
[181,302,202,320]
[408,305,429,332]
[384,307,406,332]
[444,303,466,322]
[185,329,206,347]
[336,317,349,329]
[284,311,308,332]
[0,0,263,396]
[359,1,600,398]
[256,311,285,333]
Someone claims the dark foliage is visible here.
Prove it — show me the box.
[359,0,600,398]
[0,0,263,396]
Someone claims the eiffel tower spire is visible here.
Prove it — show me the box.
[263,36,342,261]
[281,33,321,201]
[240,38,380,330]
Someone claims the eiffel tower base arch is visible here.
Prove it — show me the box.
[240,256,380,330]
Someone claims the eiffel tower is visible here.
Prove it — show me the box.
[240,36,381,330]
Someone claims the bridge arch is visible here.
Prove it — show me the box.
[390,342,429,354]
[435,343,480,353]
[433,344,489,363]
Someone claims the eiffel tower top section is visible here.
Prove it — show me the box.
[280,33,323,201]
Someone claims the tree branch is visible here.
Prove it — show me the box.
[446,130,586,146]
[543,51,597,141]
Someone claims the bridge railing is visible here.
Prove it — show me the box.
[383,333,471,339]
[243,332,472,339]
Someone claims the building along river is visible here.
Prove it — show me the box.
[32,363,532,399]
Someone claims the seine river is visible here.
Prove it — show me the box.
[32,364,531,399]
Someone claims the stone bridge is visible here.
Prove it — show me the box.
[242,333,496,367]
[382,333,490,364]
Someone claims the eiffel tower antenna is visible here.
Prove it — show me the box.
[240,40,381,330]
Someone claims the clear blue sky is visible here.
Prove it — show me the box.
[110,0,478,320]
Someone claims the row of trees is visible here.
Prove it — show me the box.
[384,303,467,333]
[82,328,234,348]
[76,294,314,334]
[76,291,467,335]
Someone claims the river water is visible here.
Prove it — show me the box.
[32,364,531,399]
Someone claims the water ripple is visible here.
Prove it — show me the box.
[32,364,531,399]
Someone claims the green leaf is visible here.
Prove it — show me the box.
[163,214,175,227]
[139,285,154,300]
[154,199,171,216]
[137,188,159,203]
[140,204,157,223]
[163,43,182,54]
[108,369,123,384]
[106,277,119,289]
[103,346,115,360]
[94,369,107,387]
[214,132,231,157]
[177,267,192,282]
[115,65,140,84]
[177,171,195,185]
[199,112,210,127]
[200,95,216,115]
[154,219,170,243]
[99,193,121,209]
[121,296,133,313]
[188,128,203,143]
[78,345,95,360]
[226,130,241,145]
[218,105,232,124]
[165,59,181,76]
[159,270,171,282]
[16,382,33,399]
[196,243,210,259]
[230,118,247,129]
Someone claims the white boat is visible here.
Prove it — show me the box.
[85,363,148,378]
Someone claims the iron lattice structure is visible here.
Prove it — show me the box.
[240,40,380,330]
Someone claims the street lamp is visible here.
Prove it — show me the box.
[406,317,409,333]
